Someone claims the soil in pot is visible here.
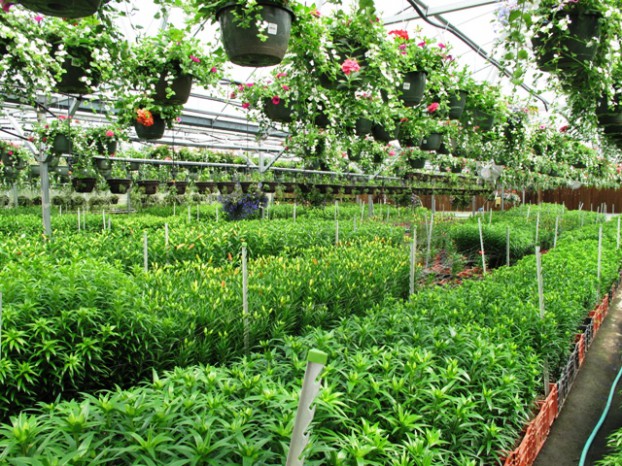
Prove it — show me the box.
[216,1,295,67]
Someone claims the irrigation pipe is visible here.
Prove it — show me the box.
[579,362,622,465]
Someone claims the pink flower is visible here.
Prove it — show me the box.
[443,55,455,62]
[58,115,67,120]
[388,150,396,156]
[539,124,546,130]
[176,117,182,122]
[272,96,281,105]
[427,102,440,113]
[276,72,287,78]
[242,102,250,109]
[559,125,569,133]
[282,85,290,91]
[388,29,409,40]
[341,58,361,75]
[438,43,446,49]
[417,41,426,47]
[399,43,407,50]
[245,82,254,87]
[210,67,217,73]
[311,8,321,17]
[1,1,13,12]
[105,130,115,137]
[230,92,237,99]
[189,55,201,63]
[34,14,43,23]
[238,84,245,92]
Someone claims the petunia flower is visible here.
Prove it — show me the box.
[438,43,446,49]
[272,96,281,105]
[242,102,250,109]
[276,72,287,78]
[34,14,43,23]
[427,102,440,113]
[281,85,290,91]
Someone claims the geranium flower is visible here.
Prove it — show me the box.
[1,1,13,12]
[389,29,409,40]
[105,130,115,137]
[210,67,217,73]
[189,55,201,63]
[438,43,446,49]
[341,58,360,75]
[245,82,254,87]
[417,41,426,47]
[136,109,154,127]
[427,102,440,113]
[272,96,281,105]
[311,8,321,17]
[282,85,290,91]
[242,102,250,109]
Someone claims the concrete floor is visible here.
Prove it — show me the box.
[534,290,622,466]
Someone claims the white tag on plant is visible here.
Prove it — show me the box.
[267,23,278,35]
[403,82,411,90]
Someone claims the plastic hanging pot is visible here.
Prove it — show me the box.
[17,0,104,18]
[94,158,112,172]
[71,177,97,193]
[471,109,496,131]
[531,8,602,72]
[596,97,622,127]
[263,98,293,123]
[371,123,395,143]
[154,69,193,105]
[216,1,295,67]
[94,140,117,155]
[29,165,40,177]
[136,180,159,195]
[420,133,444,151]
[448,90,467,120]
[54,46,101,94]
[106,178,132,194]
[407,157,426,169]
[167,180,188,195]
[398,71,426,107]
[354,118,372,136]
[134,114,166,140]
[52,134,72,154]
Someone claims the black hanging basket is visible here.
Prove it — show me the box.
[154,70,193,105]
[372,123,395,143]
[532,7,602,72]
[420,133,444,151]
[94,158,112,172]
[136,180,159,195]
[54,46,101,95]
[95,140,117,155]
[195,181,216,194]
[216,1,295,67]
[17,0,104,18]
[354,118,372,136]
[596,97,622,127]
[134,114,166,140]
[167,180,188,195]
[106,178,132,194]
[263,98,293,123]
[72,177,97,193]
[407,158,426,169]
[469,109,496,131]
[448,90,467,120]
[398,71,427,107]
[52,134,72,154]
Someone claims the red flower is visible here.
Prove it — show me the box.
[341,58,361,75]
[559,125,569,133]
[310,8,321,17]
[427,102,440,114]
[272,96,281,105]
[210,67,217,73]
[388,29,409,40]
[242,102,250,109]
[282,85,290,91]
[438,43,446,49]
[105,130,115,137]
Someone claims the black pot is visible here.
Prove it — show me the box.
[134,114,166,140]
[137,180,159,195]
[94,158,112,171]
[314,111,330,128]
[95,140,117,155]
[167,180,188,195]
[372,123,395,143]
[407,158,426,169]
[470,109,496,131]
[72,177,97,193]
[263,98,293,123]
[437,138,456,155]
[52,134,72,154]
[55,46,100,94]
[448,90,467,120]
[195,181,216,194]
[154,70,193,105]
[18,0,103,18]
[107,178,132,194]
[129,161,141,171]
[398,71,426,107]
[420,133,444,151]
[532,8,602,72]
[216,1,295,67]
[354,118,372,136]
[596,97,622,127]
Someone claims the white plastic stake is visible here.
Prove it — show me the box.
[173,203,176,217]
[197,205,200,221]
[526,205,531,221]
[353,215,357,232]
[488,208,492,225]
[242,243,249,354]
[506,225,511,267]
[165,223,169,249]
[535,245,549,396]
[334,200,338,220]
[216,208,219,223]
[425,214,434,268]
[293,202,297,222]
[410,229,417,296]
[386,205,390,222]
[360,202,365,222]
[0,292,3,361]
[286,349,328,466]
[83,210,86,230]
[143,232,148,272]
[108,218,111,231]
[478,217,486,276]
[617,217,621,250]
[554,216,559,248]
[598,225,603,290]
[102,210,106,230]
[535,212,540,245]
[368,197,373,217]
[335,220,339,246]
[77,208,81,231]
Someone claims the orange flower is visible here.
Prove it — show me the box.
[136,108,154,127]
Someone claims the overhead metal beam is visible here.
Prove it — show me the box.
[384,0,498,25]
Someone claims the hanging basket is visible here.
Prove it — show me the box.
[106,178,132,194]
[372,123,395,143]
[134,114,166,140]
[596,97,622,127]
[448,90,468,120]
[263,98,293,123]
[17,0,103,18]
[94,140,117,155]
[398,71,427,107]
[354,118,372,136]
[52,134,72,154]
[195,181,216,194]
[71,177,97,193]
[420,133,444,151]
[136,180,159,195]
[29,165,40,177]
[54,45,100,94]
[407,158,426,169]
[94,158,112,172]
[154,70,193,105]
[216,1,295,67]
[469,109,496,131]
[167,180,188,195]
[532,8,602,72]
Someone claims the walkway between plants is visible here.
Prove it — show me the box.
[534,290,622,465]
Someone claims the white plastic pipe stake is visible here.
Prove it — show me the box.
[526,205,531,221]
[535,245,549,396]
[102,210,106,230]
[554,216,559,248]
[77,208,81,231]
[216,208,219,223]
[335,220,339,246]
[617,217,621,250]
[598,225,603,288]
[165,223,169,249]
[173,203,176,217]
[143,232,148,272]
[425,214,434,268]
[242,243,249,354]
[410,229,417,296]
[108,218,111,231]
[506,225,510,267]
[360,202,365,222]
[293,202,297,222]
[286,349,328,466]
[535,212,540,245]
[0,292,3,361]
[334,200,338,221]
[478,217,486,276]
[489,208,492,225]
[353,215,357,232]
[197,205,200,221]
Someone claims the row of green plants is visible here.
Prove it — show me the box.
[0,220,618,463]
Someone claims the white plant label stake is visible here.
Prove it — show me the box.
[410,229,417,296]
[353,215,357,232]
[526,205,531,221]
[286,349,328,466]
[173,203,176,217]
[506,226,511,267]
[598,225,603,294]
[0,292,3,361]
[618,217,621,250]
[478,217,486,276]
[335,220,339,246]
[102,210,106,231]
[554,216,559,248]
[108,218,111,231]
[197,205,200,221]
[293,202,297,222]
[360,202,365,222]
[334,201,339,221]
[535,246,550,396]
[535,212,540,245]
[425,214,434,268]
[143,232,148,272]
[242,243,249,354]
[77,208,81,232]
